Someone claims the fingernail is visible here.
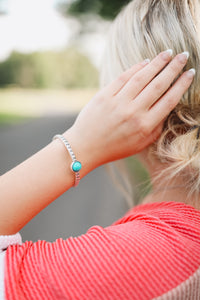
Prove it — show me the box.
[141,58,151,66]
[178,51,190,64]
[186,68,196,79]
[161,49,173,61]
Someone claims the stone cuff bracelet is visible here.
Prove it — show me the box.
[52,134,82,187]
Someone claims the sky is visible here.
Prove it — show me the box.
[0,0,108,68]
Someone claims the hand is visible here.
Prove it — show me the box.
[64,50,194,173]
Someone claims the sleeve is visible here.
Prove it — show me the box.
[0,233,22,253]
[5,224,141,300]
[4,217,200,300]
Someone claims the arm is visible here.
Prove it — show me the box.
[0,50,194,235]
[0,131,92,235]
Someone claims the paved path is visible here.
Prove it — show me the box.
[0,115,129,242]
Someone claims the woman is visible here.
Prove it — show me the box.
[0,0,199,299]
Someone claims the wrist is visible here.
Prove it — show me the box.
[62,127,98,178]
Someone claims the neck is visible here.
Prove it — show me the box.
[137,152,200,211]
[141,180,200,211]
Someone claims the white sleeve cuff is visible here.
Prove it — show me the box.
[0,233,22,252]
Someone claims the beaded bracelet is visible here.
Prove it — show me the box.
[52,134,82,187]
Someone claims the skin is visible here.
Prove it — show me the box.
[0,50,195,235]
[138,148,200,210]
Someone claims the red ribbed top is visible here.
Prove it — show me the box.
[4,201,200,299]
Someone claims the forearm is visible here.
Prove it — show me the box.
[0,129,93,235]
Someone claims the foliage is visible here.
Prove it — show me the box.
[0,48,98,89]
[0,112,32,126]
[66,0,132,20]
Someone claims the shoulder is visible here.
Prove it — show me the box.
[4,201,200,300]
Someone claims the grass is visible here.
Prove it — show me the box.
[0,112,34,126]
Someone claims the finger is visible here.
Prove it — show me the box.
[101,59,150,97]
[134,52,189,110]
[147,68,195,127]
[116,49,173,101]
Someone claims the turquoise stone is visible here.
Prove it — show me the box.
[72,161,82,172]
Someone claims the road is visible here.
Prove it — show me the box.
[0,115,129,243]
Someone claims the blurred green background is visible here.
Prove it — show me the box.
[0,0,150,207]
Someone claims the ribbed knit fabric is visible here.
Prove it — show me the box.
[154,266,200,299]
[4,201,200,299]
[0,233,22,299]
[0,251,5,299]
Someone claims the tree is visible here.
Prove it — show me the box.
[60,0,132,20]
[0,49,98,89]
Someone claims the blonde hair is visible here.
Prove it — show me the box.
[100,0,200,206]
